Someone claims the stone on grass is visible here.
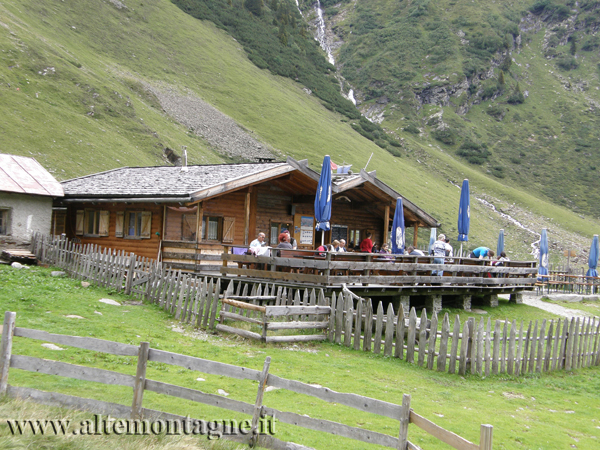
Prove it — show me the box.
[11,262,24,269]
[42,343,64,351]
[196,377,206,382]
[217,389,229,396]
[81,282,91,288]
[470,308,488,315]
[99,298,121,306]
[94,311,103,315]
[51,271,66,277]
[65,315,85,319]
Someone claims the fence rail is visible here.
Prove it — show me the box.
[0,312,493,450]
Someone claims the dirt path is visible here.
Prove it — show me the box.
[518,293,596,318]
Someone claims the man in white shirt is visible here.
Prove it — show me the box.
[250,232,266,248]
[337,239,347,252]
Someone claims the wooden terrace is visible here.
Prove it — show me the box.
[221,247,537,312]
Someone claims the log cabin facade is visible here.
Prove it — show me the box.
[55,157,439,272]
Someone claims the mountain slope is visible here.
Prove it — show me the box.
[0,0,597,263]
[306,0,600,218]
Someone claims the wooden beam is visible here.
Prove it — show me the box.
[244,189,251,246]
[196,202,204,243]
[383,204,390,245]
[413,224,419,247]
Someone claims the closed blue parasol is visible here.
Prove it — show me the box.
[428,228,437,255]
[314,155,332,245]
[586,234,599,277]
[457,179,470,256]
[391,197,405,254]
[538,228,549,279]
[497,229,505,256]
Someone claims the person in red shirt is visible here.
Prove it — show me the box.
[359,232,373,253]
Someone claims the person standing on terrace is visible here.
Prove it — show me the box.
[360,232,373,253]
[431,234,448,276]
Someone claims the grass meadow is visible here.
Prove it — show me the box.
[1,265,599,449]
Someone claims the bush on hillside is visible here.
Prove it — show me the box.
[457,138,490,164]
[507,84,525,104]
[557,55,579,70]
[432,129,457,145]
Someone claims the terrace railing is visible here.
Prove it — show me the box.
[220,246,537,287]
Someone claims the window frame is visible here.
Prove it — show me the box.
[122,210,151,240]
[201,216,222,242]
[82,209,109,237]
[0,208,10,236]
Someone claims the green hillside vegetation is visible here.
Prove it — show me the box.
[319,0,600,217]
[0,0,598,261]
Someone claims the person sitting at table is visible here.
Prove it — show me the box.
[281,229,297,250]
[276,232,293,249]
[470,247,495,259]
[406,245,425,256]
[379,243,394,260]
[331,240,340,252]
[250,232,266,248]
[337,239,347,252]
[359,232,374,253]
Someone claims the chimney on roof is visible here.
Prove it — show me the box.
[181,146,188,172]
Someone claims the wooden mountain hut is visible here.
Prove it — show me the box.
[55,157,439,272]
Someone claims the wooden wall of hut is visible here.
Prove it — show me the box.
[64,203,162,259]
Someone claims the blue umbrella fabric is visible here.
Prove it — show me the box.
[538,228,549,279]
[586,234,599,277]
[497,229,505,256]
[391,197,405,254]
[428,228,437,255]
[457,179,470,242]
[314,155,332,238]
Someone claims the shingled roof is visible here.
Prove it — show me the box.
[61,162,292,201]
[0,154,63,197]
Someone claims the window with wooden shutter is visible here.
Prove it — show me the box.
[98,211,110,237]
[140,211,152,239]
[115,212,124,237]
[222,217,235,243]
[75,210,84,235]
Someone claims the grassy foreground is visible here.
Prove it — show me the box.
[1,265,599,449]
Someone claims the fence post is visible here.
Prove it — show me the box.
[250,356,271,447]
[397,393,411,449]
[125,253,136,295]
[131,341,150,420]
[479,424,493,450]
[0,312,17,395]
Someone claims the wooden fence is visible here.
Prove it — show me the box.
[0,312,493,450]
[28,234,600,377]
[217,282,331,343]
[326,293,600,376]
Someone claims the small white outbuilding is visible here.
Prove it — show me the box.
[0,154,64,247]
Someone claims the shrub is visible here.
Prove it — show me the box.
[490,166,505,178]
[486,104,506,119]
[404,124,420,134]
[457,138,490,164]
[432,129,457,145]
[557,55,578,70]
[582,35,600,51]
[482,83,499,100]
[507,84,525,104]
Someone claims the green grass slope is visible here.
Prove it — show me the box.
[2,266,600,449]
[0,0,598,261]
